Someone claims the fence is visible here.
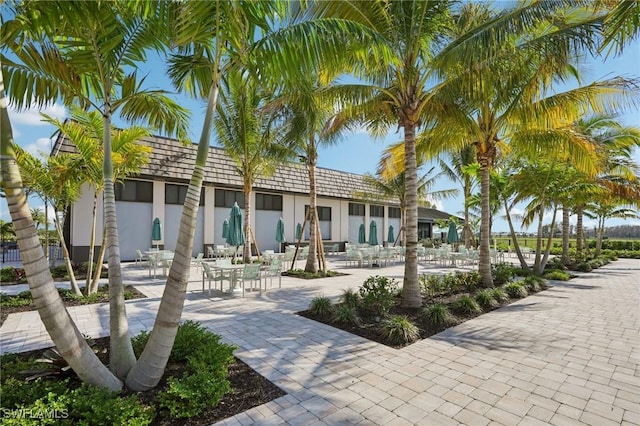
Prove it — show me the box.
[1,244,64,266]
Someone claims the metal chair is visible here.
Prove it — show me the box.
[263,259,282,291]
[135,249,147,266]
[191,252,204,273]
[237,263,262,297]
[202,262,230,295]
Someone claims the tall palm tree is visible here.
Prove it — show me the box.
[2,1,189,384]
[585,197,639,255]
[42,108,151,294]
[215,68,290,263]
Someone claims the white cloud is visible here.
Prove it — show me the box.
[23,137,55,159]
[8,103,67,126]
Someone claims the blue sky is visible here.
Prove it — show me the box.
[3,38,640,233]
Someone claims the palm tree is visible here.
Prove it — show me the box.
[585,197,639,255]
[3,1,189,384]
[42,108,151,294]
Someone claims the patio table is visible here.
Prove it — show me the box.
[211,263,247,294]
[144,250,174,278]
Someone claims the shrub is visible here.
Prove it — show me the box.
[522,276,547,292]
[70,383,154,425]
[452,295,481,315]
[574,262,593,272]
[158,369,231,419]
[475,289,498,310]
[331,304,359,325]
[358,276,398,318]
[0,290,33,308]
[380,316,419,345]
[504,283,528,298]
[454,270,481,293]
[0,267,18,282]
[423,303,452,326]
[543,270,571,281]
[545,257,567,271]
[50,264,69,278]
[420,274,443,297]
[491,263,516,286]
[309,296,333,317]
[171,320,235,365]
[340,288,360,308]
[490,287,509,303]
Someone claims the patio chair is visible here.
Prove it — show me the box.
[237,263,262,297]
[207,246,215,259]
[263,259,282,291]
[282,250,295,270]
[346,248,363,268]
[191,252,204,273]
[135,249,147,267]
[202,262,231,295]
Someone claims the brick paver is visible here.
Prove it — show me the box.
[1,256,638,425]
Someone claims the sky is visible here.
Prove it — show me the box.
[3,37,640,234]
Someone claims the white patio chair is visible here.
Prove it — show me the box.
[135,249,147,267]
[237,263,262,297]
[202,262,231,295]
[263,259,282,291]
[191,252,204,273]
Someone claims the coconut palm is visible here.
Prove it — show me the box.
[42,108,151,294]
[585,197,639,256]
[2,1,189,385]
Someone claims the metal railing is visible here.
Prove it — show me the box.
[1,244,64,266]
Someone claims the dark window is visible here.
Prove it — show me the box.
[256,193,283,211]
[115,180,153,202]
[370,205,384,217]
[388,207,401,218]
[215,189,244,208]
[305,205,331,221]
[349,202,365,216]
[166,184,204,206]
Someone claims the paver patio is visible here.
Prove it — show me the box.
[1,256,638,425]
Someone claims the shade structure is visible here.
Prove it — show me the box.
[358,223,366,244]
[276,217,285,251]
[387,225,395,244]
[225,202,245,247]
[222,219,229,239]
[447,220,459,244]
[369,220,378,245]
[295,222,302,240]
[151,217,162,247]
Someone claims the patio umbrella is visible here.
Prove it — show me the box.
[276,217,285,252]
[447,220,459,244]
[222,219,229,239]
[387,225,395,245]
[358,223,366,244]
[295,222,302,240]
[151,217,162,248]
[225,202,245,247]
[369,220,378,245]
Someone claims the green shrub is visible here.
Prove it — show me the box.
[170,320,235,365]
[420,274,443,297]
[543,270,571,281]
[358,276,398,317]
[380,316,419,345]
[1,267,18,282]
[491,263,516,286]
[574,262,593,272]
[454,270,481,293]
[131,330,150,358]
[422,303,452,326]
[50,264,69,278]
[340,288,360,308]
[309,295,333,317]
[490,287,509,303]
[70,383,154,425]
[522,276,547,292]
[331,304,359,325]
[545,257,567,271]
[504,283,528,298]
[0,290,33,308]
[452,295,481,315]
[475,289,498,310]
[158,369,231,419]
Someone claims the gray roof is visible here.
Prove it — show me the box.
[52,132,460,221]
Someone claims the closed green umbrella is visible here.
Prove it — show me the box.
[295,222,302,240]
[447,220,459,244]
[151,217,162,248]
[222,219,229,239]
[276,217,285,252]
[226,202,245,247]
[387,225,395,244]
[369,220,378,245]
[358,223,366,244]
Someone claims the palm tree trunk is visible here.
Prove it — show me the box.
[85,190,99,294]
[561,206,570,265]
[53,211,82,295]
[102,104,136,379]
[477,153,493,287]
[541,206,558,271]
[576,205,584,252]
[504,199,528,270]
[1,78,122,390]
[126,82,219,392]
[401,122,420,308]
[596,216,604,256]
[89,227,108,294]
[463,177,472,249]
[305,152,318,273]
[243,182,252,264]
[533,206,545,274]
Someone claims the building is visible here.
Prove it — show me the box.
[53,133,459,262]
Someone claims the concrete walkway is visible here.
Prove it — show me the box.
[1,256,638,425]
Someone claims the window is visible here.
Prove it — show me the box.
[215,189,244,208]
[305,205,331,221]
[115,180,153,202]
[349,202,365,216]
[370,205,384,217]
[389,207,401,218]
[165,184,204,205]
[256,193,282,211]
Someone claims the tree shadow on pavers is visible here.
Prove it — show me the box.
[547,281,601,290]
[431,325,527,351]
[490,302,550,312]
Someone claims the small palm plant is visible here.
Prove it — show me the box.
[381,316,419,345]
[340,288,360,309]
[331,304,359,325]
[490,287,509,303]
